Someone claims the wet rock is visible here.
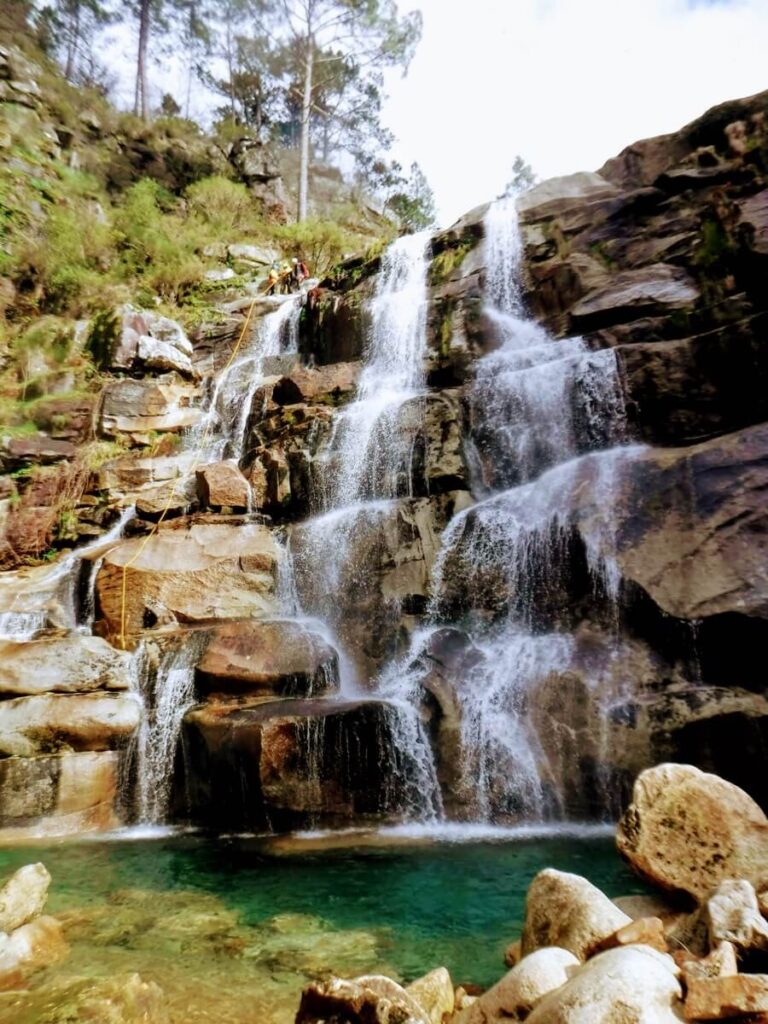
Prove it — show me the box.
[616,764,768,901]
[0,635,132,696]
[521,869,632,961]
[296,974,429,1024]
[684,974,768,1020]
[705,879,768,955]
[95,523,278,639]
[271,361,360,405]
[0,750,119,839]
[526,946,682,1023]
[0,863,50,932]
[98,378,202,443]
[196,619,339,697]
[196,460,251,511]
[456,947,578,1023]
[0,693,140,756]
[406,967,454,1024]
[182,697,429,831]
[97,453,199,501]
[134,474,198,521]
[570,265,699,332]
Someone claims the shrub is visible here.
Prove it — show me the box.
[274,218,352,277]
[186,176,254,234]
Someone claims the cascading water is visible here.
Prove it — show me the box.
[0,505,136,642]
[391,196,643,823]
[317,230,431,507]
[189,294,302,463]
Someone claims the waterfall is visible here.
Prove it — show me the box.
[133,632,208,824]
[389,196,642,824]
[188,294,301,462]
[0,505,136,642]
[317,231,431,507]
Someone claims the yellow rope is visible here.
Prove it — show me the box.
[118,297,259,649]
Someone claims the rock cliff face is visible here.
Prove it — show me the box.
[1,90,767,837]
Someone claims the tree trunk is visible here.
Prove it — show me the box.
[134,0,151,121]
[298,38,314,222]
[64,1,80,81]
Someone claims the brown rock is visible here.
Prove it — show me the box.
[0,693,140,756]
[617,764,768,902]
[406,967,454,1024]
[3,436,76,465]
[0,915,68,985]
[196,460,251,510]
[596,916,668,954]
[684,974,768,1020]
[0,635,131,696]
[196,619,339,697]
[0,750,119,840]
[95,523,278,639]
[98,378,202,441]
[678,941,738,982]
[504,938,522,967]
[296,975,429,1024]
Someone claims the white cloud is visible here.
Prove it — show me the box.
[382,0,768,224]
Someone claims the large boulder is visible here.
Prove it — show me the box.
[616,764,768,901]
[0,635,132,696]
[0,693,140,756]
[195,619,339,697]
[455,947,579,1023]
[0,863,50,933]
[95,523,278,639]
[525,946,682,1023]
[521,869,632,961]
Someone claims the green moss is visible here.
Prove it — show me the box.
[428,240,474,286]
[85,309,121,369]
[589,241,616,269]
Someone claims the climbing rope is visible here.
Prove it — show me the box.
[118,297,259,650]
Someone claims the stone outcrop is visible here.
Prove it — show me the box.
[95,522,278,639]
[181,697,427,831]
[617,764,768,901]
[0,635,132,695]
[97,377,202,443]
[196,619,339,697]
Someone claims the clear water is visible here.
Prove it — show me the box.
[0,834,647,1023]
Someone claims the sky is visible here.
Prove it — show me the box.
[380,0,768,224]
[110,0,768,229]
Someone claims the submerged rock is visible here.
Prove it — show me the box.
[616,763,768,901]
[0,863,50,933]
